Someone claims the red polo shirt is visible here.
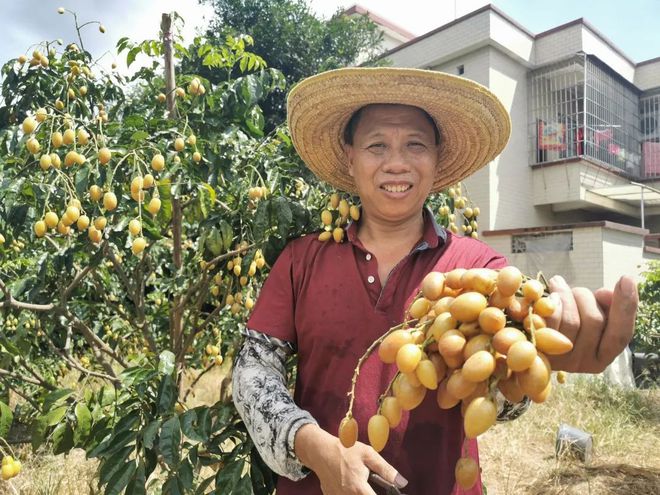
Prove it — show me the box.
[247,210,507,495]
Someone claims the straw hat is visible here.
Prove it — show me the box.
[287,67,511,194]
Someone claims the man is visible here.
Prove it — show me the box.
[233,68,638,494]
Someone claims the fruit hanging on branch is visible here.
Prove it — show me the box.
[338,266,572,490]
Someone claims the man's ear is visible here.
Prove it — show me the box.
[344,144,355,177]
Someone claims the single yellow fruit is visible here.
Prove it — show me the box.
[77,215,90,231]
[367,414,390,452]
[174,137,185,151]
[128,219,141,236]
[147,197,161,215]
[55,99,65,110]
[99,25,106,33]
[187,134,197,146]
[151,153,165,171]
[51,131,64,148]
[89,185,103,202]
[349,205,360,221]
[193,151,202,162]
[44,211,59,229]
[18,54,27,64]
[64,151,78,167]
[142,174,155,189]
[34,220,47,237]
[98,147,111,165]
[131,237,147,255]
[26,138,41,154]
[22,117,37,134]
[455,457,479,489]
[88,226,102,243]
[463,397,497,438]
[75,153,86,165]
[35,107,48,123]
[39,154,52,170]
[103,192,118,211]
[332,227,344,243]
[63,128,75,145]
[338,416,358,448]
[175,87,185,98]
[94,216,107,230]
[57,221,71,235]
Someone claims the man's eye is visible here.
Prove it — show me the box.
[408,142,427,149]
[367,143,386,151]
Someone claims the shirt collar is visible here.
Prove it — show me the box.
[346,205,447,252]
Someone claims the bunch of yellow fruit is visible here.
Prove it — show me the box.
[339,266,572,490]
[317,192,361,243]
[1,455,22,481]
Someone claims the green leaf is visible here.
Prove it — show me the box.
[219,219,234,252]
[274,197,293,238]
[142,418,161,449]
[205,228,223,256]
[235,475,253,495]
[73,402,92,445]
[45,405,68,426]
[162,477,185,495]
[178,458,194,489]
[158,416,181,466]
[180,409,207,443]
[157,374,177,414]
[0,401,13,439]
[75,165,90,198]
[215,459,243,492]
[253,199,269,242]
[131,130,149,143]
[158,350,176,375]
[127,46,142,67]
[99,445,133,484]
[104,459,137,495]
[125,460,146,495]
[52,422,74,455]
[42,388,74,412]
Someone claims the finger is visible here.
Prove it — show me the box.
[594,288,613,311]
[546,276,580,343]
[569,287,607,372]
[363,449,408,489]
[597,276,638,368]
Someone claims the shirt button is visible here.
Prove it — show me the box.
[366,253,372,261]
[367,275,375,284]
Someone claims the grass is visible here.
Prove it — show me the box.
[1,374,658,494]
[479,376,660,494]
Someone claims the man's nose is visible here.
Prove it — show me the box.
[381,146,412,173]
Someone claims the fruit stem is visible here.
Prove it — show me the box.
[377,371,400,411]
[345,321,410,416]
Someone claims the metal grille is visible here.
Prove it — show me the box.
[640,92,660,178]
[511,232,574,254]
[528,56,585,165]
[529,55,642,177]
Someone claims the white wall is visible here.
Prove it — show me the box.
[635,60,660,91]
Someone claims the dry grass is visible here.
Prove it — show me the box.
[2,374,658,494]
[480,376,660,494]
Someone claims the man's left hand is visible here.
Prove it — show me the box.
[544,275,638,373]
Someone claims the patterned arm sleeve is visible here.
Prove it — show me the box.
[496,393,531,423]
[232,329,318,481]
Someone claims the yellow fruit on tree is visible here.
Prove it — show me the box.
[77,215,90,231]
[26,138,41,154]
[143,174,155,189]
[157,93,166,103]
[55,99,65,110]
[79,85,88,96]
[88,226,102,243]
[77,128,89,145]
[151,153,165,171]
[65,206,80,223]
[147,197,161,215]
[51,132,64,148]
[175,87,185,98]
[75,153,86,165]
[187,134,197,146]
[128,219,141,236]
[174,137,185,151]
[39,154,52,170]
[93,216,107,230]
[63,128,75,145]
[34,220,47,237]
[44,211,58,229]
[193,151,202,162]
[132,237,147,255]
[35,108,48,123]
[18,54,27,64]
[89,185,103,202]
[22,117,37,134]
[103,192,117,210]
[57,221,71,235]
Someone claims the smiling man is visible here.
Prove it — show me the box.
[232,68,638,495]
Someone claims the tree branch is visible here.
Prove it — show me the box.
[0,368,41,386]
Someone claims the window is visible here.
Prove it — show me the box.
[529,55,642,177]
[511,232,573,254]
[640,93,660,178]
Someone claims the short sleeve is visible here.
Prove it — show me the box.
[247,242,297,345]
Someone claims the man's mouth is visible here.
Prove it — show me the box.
[381,184,412,193]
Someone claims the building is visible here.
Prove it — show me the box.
[348,3,660,385]
[354,3,660,293]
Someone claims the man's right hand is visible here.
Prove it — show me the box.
[294,423,408,494]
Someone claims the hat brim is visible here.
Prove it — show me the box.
[287,67,511,195]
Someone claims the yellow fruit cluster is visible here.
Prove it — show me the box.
[339,266,572,490]
[317,193,360,243]
[1,455,22,481]
[438,182,480,239]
